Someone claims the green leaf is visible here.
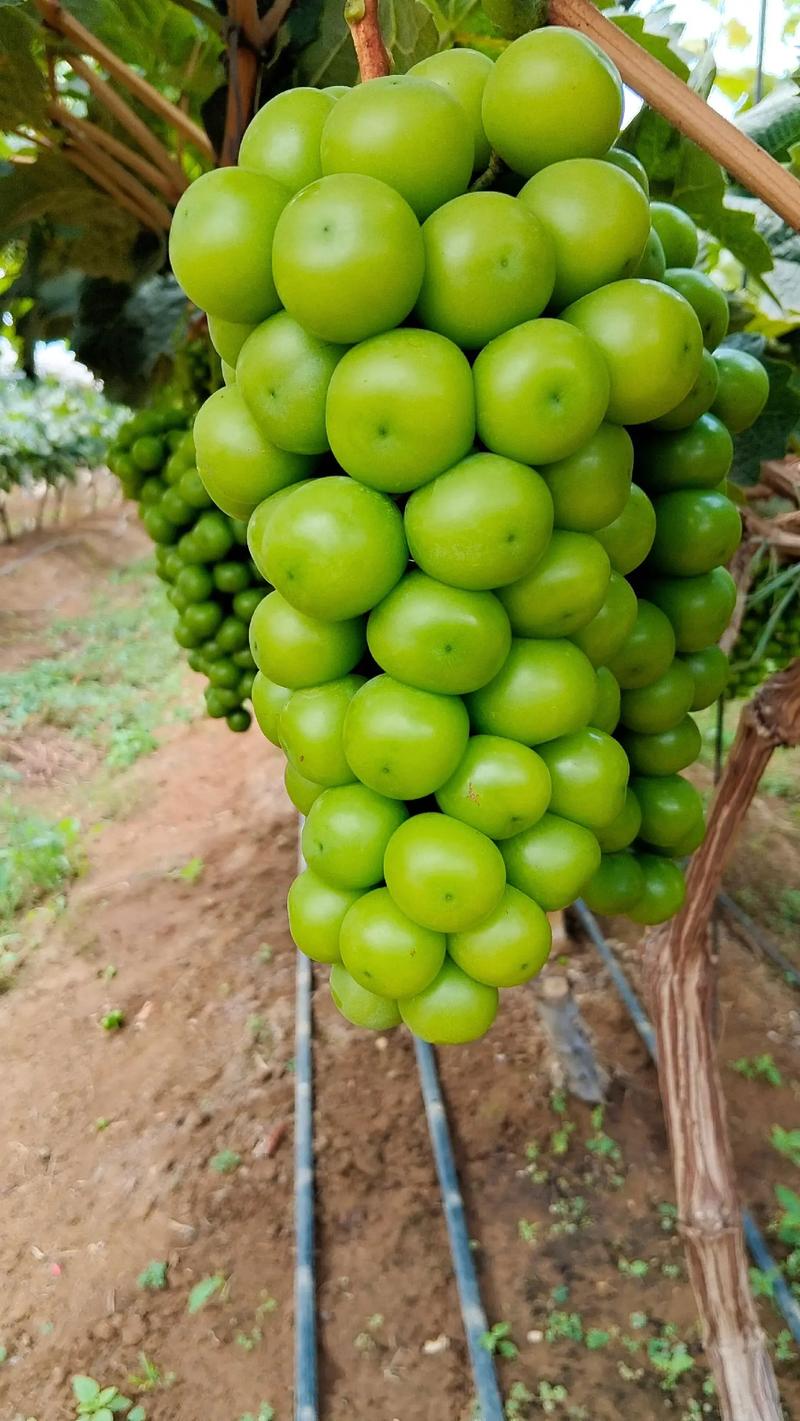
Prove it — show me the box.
[97,1388,119,1405]
[61,0,223,103]
[0,155,139,282]
[738,84,800,162]
[670,141,773,275]
[294,0,439,86]
[380,0,440,70]
[0,8,47,130]
[187,1273,225,1313]
[73,1377,101,1403]
[479,0,545,42]
[607,11,689,81]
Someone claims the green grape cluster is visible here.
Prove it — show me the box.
[107,406,265,732]
[167,28,770,1044]
[725,557,800,699]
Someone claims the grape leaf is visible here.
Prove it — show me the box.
[72,273,187,402]
[670,141,773,276]
[0,8,47,130]
[62,0,223,101]
[607,11,689,81]
[0,155,139,281]
[479,0,544,42]
[294,0,439,86]
[621,112,773,275]
[738,84,800,162]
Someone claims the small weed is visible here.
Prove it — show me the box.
[210,1149,242,1175]
[647,1333,694,1389]
[258,944,273,963]
[137,1260,168,1292]
[101,1010,125,1032]
[548,1195,589,1237]
[171,857,204,884]
[517,1219,538,1245]
[585,1106,622,1165]
[100,965,117,981]
[771,1125,800,1167]
[0,807,82,926]
[247,1015,270,1046]
[662,1262,682,1280]
[617,1256,649,1278]
[536,1381,567,1414]
[545,1311,583,1344]
[237,1407,275,1421]
[779,888,800,924]
[95,1117,111,1133]
[505,1380,534,1419]
[749,1265,780,1299]
[548,1091,574,1157]
[480,1321,518,1359]
[629,1311,648,1330]
[256,1293,278,1319]
[773,1329,797,1362]
[524,1141,548,1184]
[585,1329,611,1350]
[235,1329,262,1352]
[126,1354,175,1393]
[774,1184,800,1245]
[658,1202,678,1233]
[731,1054,783,1087]
[71,1375,145,1419]
[0,1345,6,1366]
[187,1273,226,1314]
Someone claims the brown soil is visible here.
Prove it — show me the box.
[2,525,799,1421]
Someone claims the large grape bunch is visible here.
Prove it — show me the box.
[168,28,770,1045]
[108,406,265,732]
[726,554,800,699]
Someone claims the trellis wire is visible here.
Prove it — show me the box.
[413,1036,505,1421]
[575,899,800,1346]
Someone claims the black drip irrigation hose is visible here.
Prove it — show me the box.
[574,899,800,1347]
[413,1036,506,1421]
[716,891,800,991]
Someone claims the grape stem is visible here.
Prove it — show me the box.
[469,153,505,193]
[644,658,800,1421]
[344,0,390,81]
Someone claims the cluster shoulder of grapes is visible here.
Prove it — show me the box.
[168,27,769,1045]
[107,405,265,731]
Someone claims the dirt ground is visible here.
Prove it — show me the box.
[1,516,799,1421]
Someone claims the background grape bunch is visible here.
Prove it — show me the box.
[108,406,265,732]
[168,26,770,1045]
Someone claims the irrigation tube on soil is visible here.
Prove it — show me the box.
[413,1036,506,1421]
[717,892,800,991]
[575,899,800,1347]
[294,819,318,1421]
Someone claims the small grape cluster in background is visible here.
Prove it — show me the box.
[108,406,265,732]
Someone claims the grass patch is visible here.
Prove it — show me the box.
[0,559,191,768]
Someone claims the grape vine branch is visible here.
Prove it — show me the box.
[645,660,800,1421]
